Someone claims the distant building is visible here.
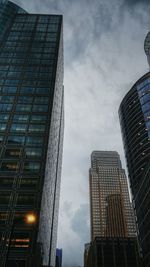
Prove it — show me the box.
[87,237,141,267]
[89,151,136,240]
[84,243,90,267]
[85,151,141,267]
[119,34,150,267]
[55,249,62,267]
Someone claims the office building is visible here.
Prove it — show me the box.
[55,249,62,267]
[119,33,150,266]
[89,151,136,241]
[0,1,64,267]
[87,237,140,267]
[119,68,150,266]
[84,243,90,267]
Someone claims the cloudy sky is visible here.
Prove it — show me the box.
[12,0,150,266]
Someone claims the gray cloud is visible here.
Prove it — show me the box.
[71,204,90,241]
[12,0,150,266]
[124,0,150,5]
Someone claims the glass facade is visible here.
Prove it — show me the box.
[119,73,150,266]
[86,237,140,267]
[89,151,136,241]
[0,1,64,267]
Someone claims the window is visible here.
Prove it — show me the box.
[16,104,32,112]
[24,148,42,158]
[13,115,29,122]
[18,96,33,103]
[0,104,13,112]
[10,124,27,132]
[7,135,25,145]
[0,95,15,103]
[32,105,48,112]
[142,102,150,112]
[28,124,46,133]
[23,162,40,172]
[20,178,38,189]
[30,115,47,123]
[0,212,8,224]
[20,87,35,94]
[0,135,4,143]
[2,86,17,93]
[0,178,14,188]
[26,136,44,146]
[17,194,35,206]
[35,88,50,94]
[1,161,19,171]
[4,148,21,158]
[4,79,19,86]
[0,124,7,132]
[0,114,9,121]
[0,194,11,205]
[10,232,30,249]
[34,97,49,104]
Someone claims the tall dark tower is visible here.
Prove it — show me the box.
[0,1,64,267]
[119,35,150,267]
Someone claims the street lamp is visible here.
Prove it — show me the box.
[25,213,37,224]
[5,213,37,267]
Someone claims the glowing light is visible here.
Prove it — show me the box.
[25,214,36,224]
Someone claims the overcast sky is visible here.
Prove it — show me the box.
[12,0,150,266]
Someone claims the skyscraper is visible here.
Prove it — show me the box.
[119,35,150,266]
[86,151,140,267]
[0,1,64,267]
[89,151,136,241]
[86,237,140,267]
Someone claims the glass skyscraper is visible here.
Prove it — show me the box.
[89,151,136,241]
[86,151,140,267]
[119,70,150,267]
[90,151,136,240]
[0,1,64,267]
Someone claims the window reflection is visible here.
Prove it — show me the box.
[16,104,32,112]
[0,103,12,112]
[10,124,27,132]
[26,136,43,146]
[30,115,47,123]
[8,135,25,145]
[1,161,19,171]
[0,114,9,121]
[13,115,29,122]
[24,148,42,158]
[23,162,40,172]
[0,123,6,131]
[4,148,21,158]
[28,124,45,133]
[32,105,48,112]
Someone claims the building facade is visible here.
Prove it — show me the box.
[119,71,150,266]
[55,249,62,267]
[89,151,136,241]
[0,1,64,267]
[87,237,140,267]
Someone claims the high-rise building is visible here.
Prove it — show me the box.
[86,151,141,267]
[89,151,136,241]
[87,237,140,267]
[0,1,64,267]
[84,243,90,267]
[55,249,62,267]
[119,34,150,267]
